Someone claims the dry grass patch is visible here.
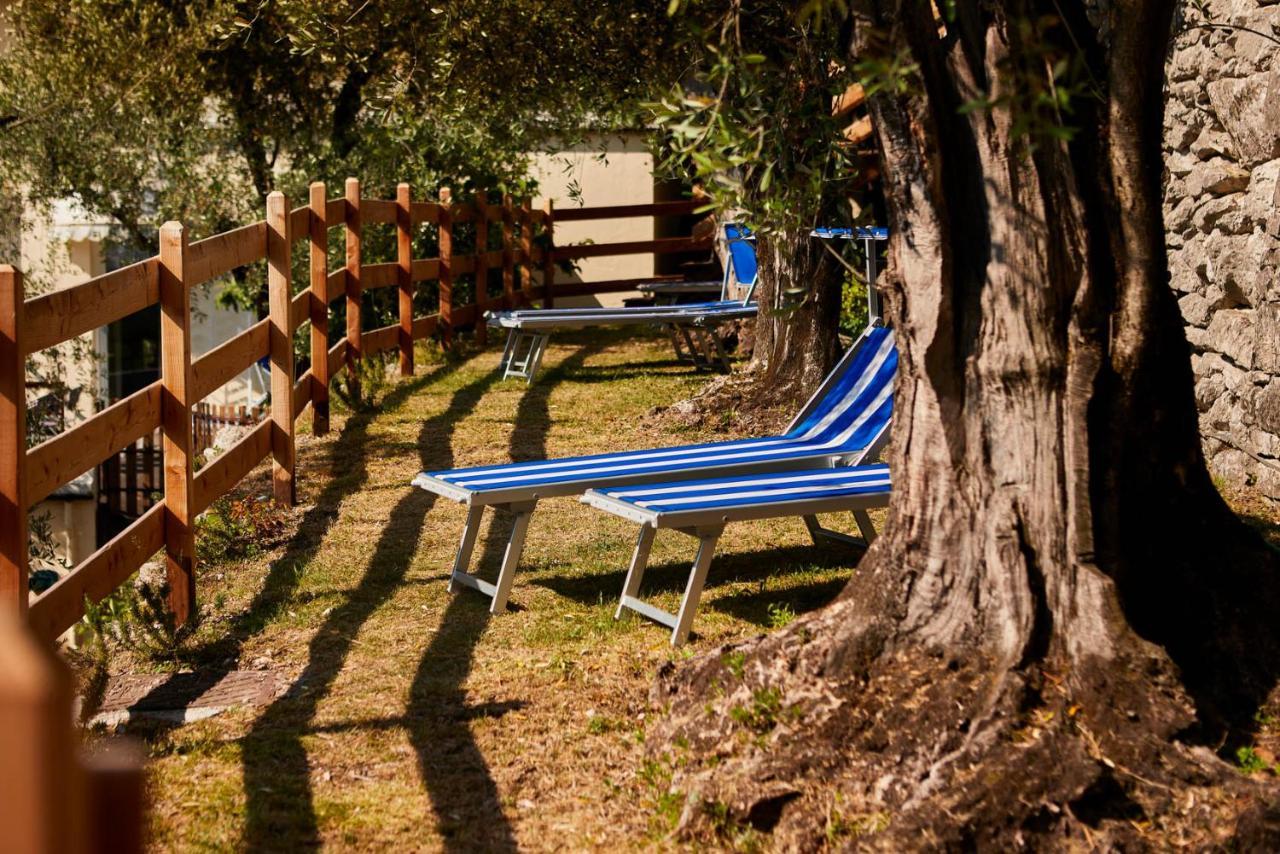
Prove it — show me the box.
[86,328,873,851]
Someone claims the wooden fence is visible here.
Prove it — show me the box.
[0,182,710,643]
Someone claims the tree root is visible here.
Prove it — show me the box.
[646,597,1280,851]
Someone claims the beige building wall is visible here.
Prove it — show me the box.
[530,132,656,308]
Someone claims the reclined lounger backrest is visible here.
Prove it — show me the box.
[782,324,897,459]
[723,224,759,304]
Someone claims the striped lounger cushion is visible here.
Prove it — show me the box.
[583,464,891,645]
[416,324,896,502]
[584,464,892,525]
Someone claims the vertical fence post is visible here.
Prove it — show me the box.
[158,222,196,625]
[266,192,295,506]
[309,182,330,436]
[345,177,363,403]
[520,197,534,305]
[0,266,27,615]
[396,182,414,376]
[438,187,454,349]
[473,189,489,346]
[0,612,85,853]
[541,199,556,308]
[501,194,515,310]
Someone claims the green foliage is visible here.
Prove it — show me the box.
[649,2,862,235]
[27,509,70,579]
[766,601,796,630]
[332,351,394,413]
[0,0,676,309]
[196,495,290,564]
[954,14,1096,148]
[729,686,785,733]
[1235,746,1278,776]
[722,649,746,680]
[80,577,199,663]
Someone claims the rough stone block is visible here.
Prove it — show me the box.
[1180,292,1213,326]
[1206,72,1280,167]
[1207,308,1257,368]
[1199,161,1252,196]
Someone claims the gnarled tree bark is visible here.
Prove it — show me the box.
[746,230,845,406]
[652,2,1280,847]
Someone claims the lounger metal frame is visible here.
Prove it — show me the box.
[582,466,890,645]
[413,322,891,614]
[493,225,759,381]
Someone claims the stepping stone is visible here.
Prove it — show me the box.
[89,669,287,727]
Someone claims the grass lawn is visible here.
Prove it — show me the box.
[124,327,884,851]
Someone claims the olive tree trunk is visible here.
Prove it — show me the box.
[746,229,844,405]
[653,2,1280,846]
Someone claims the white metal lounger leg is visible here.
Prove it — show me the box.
[671,527,724,646]
[707,326,731,372]
[803,513,877,548]
[615,525,657,620]
[852,509,878,544]
[666,324,692,363]
[525,333,551,383]
[498,329,519,376]
[490,502,536,613]
[500,332,552,382]
[677,326,709,369]
[448,505,487,593]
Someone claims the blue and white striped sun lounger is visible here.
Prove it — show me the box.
[411,322,897,613]
[489,224,760,380]
[582,464,891,645]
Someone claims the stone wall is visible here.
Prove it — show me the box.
[1165,0,1280,495]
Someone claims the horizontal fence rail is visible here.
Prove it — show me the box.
[0,186,711,642]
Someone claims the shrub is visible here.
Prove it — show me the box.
[197,495,289,564]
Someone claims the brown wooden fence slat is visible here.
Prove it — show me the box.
[22,259,159,356]
[325,198,346,226]
[360,198,396,224]
[362,262,398,290]
[158,222,196,626]
[0,267,26,613]
[191,421,271,515]
[345,178,363,402]
[362,323,398,356]
[411,258,440,283]
[309,182,330,436]
[474,190,489,346]
[412,314,439,340]
[266,192,296,506]
[0,611,84,850]
[541,199,555,308]
[327,339,347,379]
[288,206,311,243]
[520,198,534,303]
[552,199,703,222]
[186,221,267,284]
[25,382,161,507]
[397,183,414,375]
[292,371,312,421]
[438,188,454,346]
[326,270,345,304]
[501,195,515,309]
[28,504,165,642]
[410,202,439,225]
[190,319,269,402]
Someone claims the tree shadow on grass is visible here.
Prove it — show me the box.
[238,356,502,850]
[404,343,601,852]
[531,541,864,629]
[192,358,463,669]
